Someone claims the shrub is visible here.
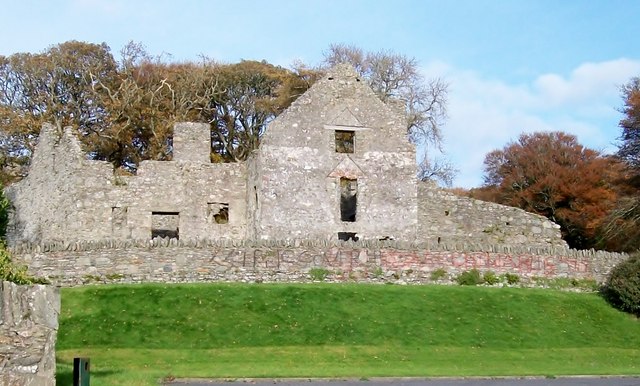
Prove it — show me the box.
[504,273,520,285]
[430,268,447,281]
[0,187,47,285]
[602,254,640,316]
[0,242,47,285]
[309,267,330,281]
[483,271,500,285]
[456,269,483,286]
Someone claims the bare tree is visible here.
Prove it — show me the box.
[596,76,640,251]
[0,41,119,182]
[417,153,458,187]
[323,44,448,144]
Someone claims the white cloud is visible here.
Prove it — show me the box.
[422,58,640,188]
[534,58,640,107]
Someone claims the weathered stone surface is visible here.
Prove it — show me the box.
[5,122,247,244]
[0,281,59,386]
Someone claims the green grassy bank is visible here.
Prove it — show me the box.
[57,283,640,385]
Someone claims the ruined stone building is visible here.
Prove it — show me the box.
[5,65,566,248]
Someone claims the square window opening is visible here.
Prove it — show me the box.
[208,202,229,224]
[335,130,355,153]
[151,212,179,239]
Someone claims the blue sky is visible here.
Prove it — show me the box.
[1,0,639,187]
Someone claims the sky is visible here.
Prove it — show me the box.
[1,0,639,187]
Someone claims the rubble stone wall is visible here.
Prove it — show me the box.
[418,183,568,247]
[5,122,247,244]
[0,281,60,386]
[11,240,626,287]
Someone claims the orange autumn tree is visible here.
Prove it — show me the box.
[480,131,622,249]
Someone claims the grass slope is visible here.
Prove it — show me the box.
[57,283,640,385]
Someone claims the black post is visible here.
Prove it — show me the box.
[73,357,90,386]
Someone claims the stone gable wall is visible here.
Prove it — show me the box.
[5,124,115,244]
[11,240,626,287]
[0,281,59,386]
[253,64,418,241]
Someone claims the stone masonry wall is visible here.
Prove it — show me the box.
[418,182,567,247]
[6,122,247,245]
[11,240,626,287]
[124,159,246,240]
[0,281,60,386]
[5,123,116,244]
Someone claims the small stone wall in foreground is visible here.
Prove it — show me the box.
[11,239,627,286]
[0,281,60,386]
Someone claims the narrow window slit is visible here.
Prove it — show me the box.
[112,207,128,236]
[340,178,357,222]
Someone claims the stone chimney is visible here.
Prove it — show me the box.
[172,122,211,163]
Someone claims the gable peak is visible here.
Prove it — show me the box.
[325,63,362,82]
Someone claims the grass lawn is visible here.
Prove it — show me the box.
[56,283,640,385]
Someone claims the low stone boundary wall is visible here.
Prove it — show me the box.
[0,281,60,386]
[11,239,627,286]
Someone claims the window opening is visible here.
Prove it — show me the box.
[338,232,359,242]
[335,130,355,153]
[340,178,357,222]
[151,212,179,239]
[208,202,229,224]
